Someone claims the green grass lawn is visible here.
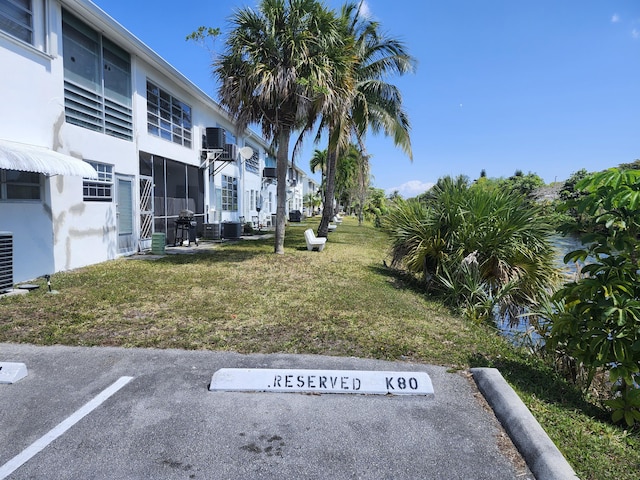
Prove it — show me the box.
[1,217,638,479]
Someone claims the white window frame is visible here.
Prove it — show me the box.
[83,161,113,202]
[0,0,46,51]
[146,80,192,148]
[221,174,237,211]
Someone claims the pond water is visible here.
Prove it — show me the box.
[497,233,585,348]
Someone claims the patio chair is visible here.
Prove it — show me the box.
[304,229,326,252]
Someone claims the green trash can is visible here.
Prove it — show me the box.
[151,233,166,254]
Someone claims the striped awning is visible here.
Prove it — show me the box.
[0,139,98,179]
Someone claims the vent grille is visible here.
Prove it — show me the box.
[221,144,237,161]
[0,233,13,293]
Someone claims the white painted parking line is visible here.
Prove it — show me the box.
[0,376,133,480]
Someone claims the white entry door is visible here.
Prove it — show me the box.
[116,175,135,254]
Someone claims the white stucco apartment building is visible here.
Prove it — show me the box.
[0,0,314,287]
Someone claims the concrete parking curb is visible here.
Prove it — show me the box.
[471,367,579,480]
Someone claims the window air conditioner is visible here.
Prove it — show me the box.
[205,127,225,149]
[262,167,277,178]
[222,144,237,161]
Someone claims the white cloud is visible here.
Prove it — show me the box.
[611,13,621,23]
[633,29,640,39]
[386,180,434,198]
[358,0,372,20]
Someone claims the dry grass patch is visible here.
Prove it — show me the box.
[0,218,505,365]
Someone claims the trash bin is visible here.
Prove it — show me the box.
[151,233,166,255]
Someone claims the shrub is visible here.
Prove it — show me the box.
[549,168,640,426]
[383,176,559,323]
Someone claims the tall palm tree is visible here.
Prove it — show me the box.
[309,148,327,207]
[335,144,359,212]
[214,0,342,253]
[317,1,415,236]
[309,149,327,178]
[353,147,371,224]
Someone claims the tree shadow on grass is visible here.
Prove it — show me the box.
[469,352,610,423]
[155,243,271,265]
[369,264,439,297]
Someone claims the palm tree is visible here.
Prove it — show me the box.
[317,1,415,236]
[309,149,327,178]
[351,145,371,224]
[332,143,370,221]
[335,144,359,212]
[214,0,342,253]
[309,148,327,209]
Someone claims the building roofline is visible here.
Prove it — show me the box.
[61,0,269,149]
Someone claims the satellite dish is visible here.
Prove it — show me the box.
[238,146,254,160]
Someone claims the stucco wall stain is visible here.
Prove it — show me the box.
[61,225,117,270]
[52,111,64,152]
[68,202,86,215]
[42,201,53,221]
[55,175,64,194]
[52,202,90,245]
[52,211,66,245]
[68,226,115,238]
[52,112,84,160]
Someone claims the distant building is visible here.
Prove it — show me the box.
[0,0,314,284]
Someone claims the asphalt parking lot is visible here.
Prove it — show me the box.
[0,343,538,479]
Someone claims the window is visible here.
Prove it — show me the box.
[146,81,192,148]
[221,175,237,211]
[1,169,41,200]
[62,10,133,141]
[0,0,33,44]
[83,161,113,201]
[245,144,259,174]
[0,0,46,51]
[264,156,276,168]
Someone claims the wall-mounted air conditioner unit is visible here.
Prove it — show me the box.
[205,127,225,150]
[262,167,277,178]
[221,144,237,161]
[0,232,13,293]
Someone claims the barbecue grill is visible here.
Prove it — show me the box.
[174,209,198,246]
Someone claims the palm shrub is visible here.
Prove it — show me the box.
[549,168,640,426]
[383,176,559,323]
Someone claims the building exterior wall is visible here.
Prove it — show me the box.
[0,0,277,284]
[1,0,320,285]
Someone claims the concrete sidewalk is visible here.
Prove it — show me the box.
[0,343,542,479]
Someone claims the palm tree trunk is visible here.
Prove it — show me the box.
[318,147,337,237]
[274,127,290,254]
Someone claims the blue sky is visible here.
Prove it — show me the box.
[93,0,640,197]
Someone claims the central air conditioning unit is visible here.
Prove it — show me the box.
[221,143,237,161]
[0,232,13,293]
[205,127,225,149]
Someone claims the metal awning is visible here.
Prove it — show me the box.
[0,139,98,179]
